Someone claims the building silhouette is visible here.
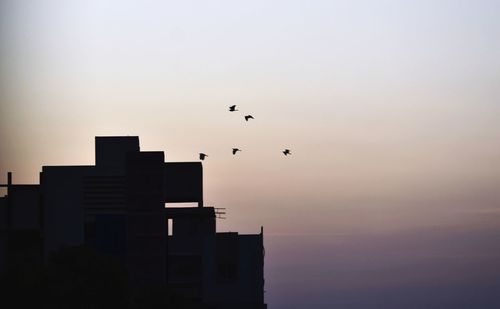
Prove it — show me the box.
[0,136,266,308]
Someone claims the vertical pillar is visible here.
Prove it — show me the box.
[6,172,12,228]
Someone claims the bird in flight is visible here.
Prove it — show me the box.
[232,148,241,155]
[199,153,208,160]
[244,115,254,121]
[229,105,238,112]
[283,149,291,156]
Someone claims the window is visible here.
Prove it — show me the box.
[168,218,173,236]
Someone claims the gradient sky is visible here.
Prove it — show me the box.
[1,1,500,308]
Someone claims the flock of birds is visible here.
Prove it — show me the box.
[198,105,291,161]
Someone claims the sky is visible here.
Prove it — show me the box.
[1,0,500,307]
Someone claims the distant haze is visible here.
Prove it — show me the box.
[1,1,500,308]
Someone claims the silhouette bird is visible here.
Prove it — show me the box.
[283,149,291,156]
[229,105,238,112]
[232,148,241,155]
[199,153,208,160]
[244,115,254,121]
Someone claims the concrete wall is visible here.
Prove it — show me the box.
[42,166,91,259]
[95,136,139,168]
[203,232,265,308]
[10,185,40,230]
[164,162,203,206]
[126,151,167,286]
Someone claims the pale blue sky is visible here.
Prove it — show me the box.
[1,1,500,307]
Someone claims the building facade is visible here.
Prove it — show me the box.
[0,136,266,308]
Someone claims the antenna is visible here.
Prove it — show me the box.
[215,207,226,219]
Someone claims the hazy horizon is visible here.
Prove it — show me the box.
[1,1,500,307]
